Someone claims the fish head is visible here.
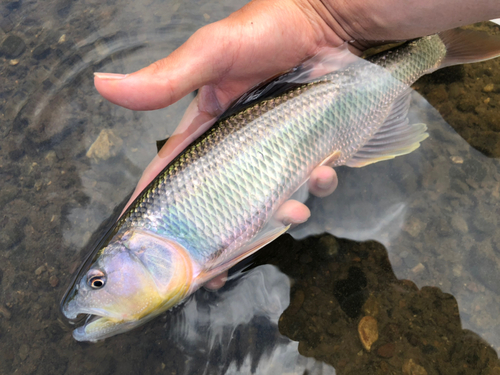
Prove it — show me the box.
[61,229,194,341]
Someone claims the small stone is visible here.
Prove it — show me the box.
[376,342,395,358]
[483,83,494,93]
[45,150,58,164]
[86,129,123,162]
[1,35,26,58]
[203,13,210,21]
[402,359,427,375]
[0,305,11,320]
[19,344,29,361]
[49,275,59,287]
[358,316,378,352]
[362,295,379,317]
[9,59,19,65]
[403,217,425,238]
[35,265,46,275]
[58,34,66,44]
[450,156,463,164]
[484,97,491,104]
[411,263,425,274]
[451,216,468,233]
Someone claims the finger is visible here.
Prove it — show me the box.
[204,271,228,291]
[94,24,227,111]
[274,199,311,226]
[308,166,338,197]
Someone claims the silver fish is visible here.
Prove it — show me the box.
[61,28,500,341]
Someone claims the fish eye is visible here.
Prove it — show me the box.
[87,270,106,289]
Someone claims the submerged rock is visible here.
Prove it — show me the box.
[86,129,123,162]
[0,35,26,58]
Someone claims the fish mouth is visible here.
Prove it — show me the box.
[71,313,140,342]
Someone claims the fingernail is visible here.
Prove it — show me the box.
[94,72,128,80]
[316,177,332,189]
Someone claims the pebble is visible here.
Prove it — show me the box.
[49,275,59,287]
[450,156,464,164]
[483,83,494,93]
[358,316,378,352]
[9,59,19,65]
[34,265,46,276]
[86,129,123,162]
[402,359,427,375]
[403,217,425,238]
[203,13,210,21]
[411,263,425,274]
[376,342,395,358]
[45,150,58,164]
[362,295,379,317]
[19,344,29,361]
[0,305,11,320]
[451,216,468,233]
[1,35,26,58]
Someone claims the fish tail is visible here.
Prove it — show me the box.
[438,27,500,69]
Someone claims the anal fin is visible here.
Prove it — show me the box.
[346,90,428,168]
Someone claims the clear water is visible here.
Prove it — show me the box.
[1,0,500,373]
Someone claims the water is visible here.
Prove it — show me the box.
[1,0,500,373]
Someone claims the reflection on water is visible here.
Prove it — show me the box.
[1,0,500,373]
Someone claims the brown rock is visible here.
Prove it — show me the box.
[358,316,378,351]
[377,342,395,358]
[49,275,59,287]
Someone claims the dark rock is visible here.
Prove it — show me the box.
[469,249,500,294]
[5,0,21,11]
[0,16,14,33]
[333,267,367,318]
[56,0,73,18]
[1,35,26,58]
[8,148,25,161]
[32,44,51,60]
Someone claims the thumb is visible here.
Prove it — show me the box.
[94,24,226,111]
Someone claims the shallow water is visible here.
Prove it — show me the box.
[1,0,500,374]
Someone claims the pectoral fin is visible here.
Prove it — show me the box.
[198,223,291,284]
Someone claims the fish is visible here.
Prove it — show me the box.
[61,28,500,341]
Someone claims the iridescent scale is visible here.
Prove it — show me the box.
[117,36,447,264]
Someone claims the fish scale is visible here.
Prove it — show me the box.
[116,51,424,264]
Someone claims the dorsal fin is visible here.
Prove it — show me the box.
[346,90,429,167]
[218,67,310,121]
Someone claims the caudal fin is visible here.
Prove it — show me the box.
[439,27,500,69]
